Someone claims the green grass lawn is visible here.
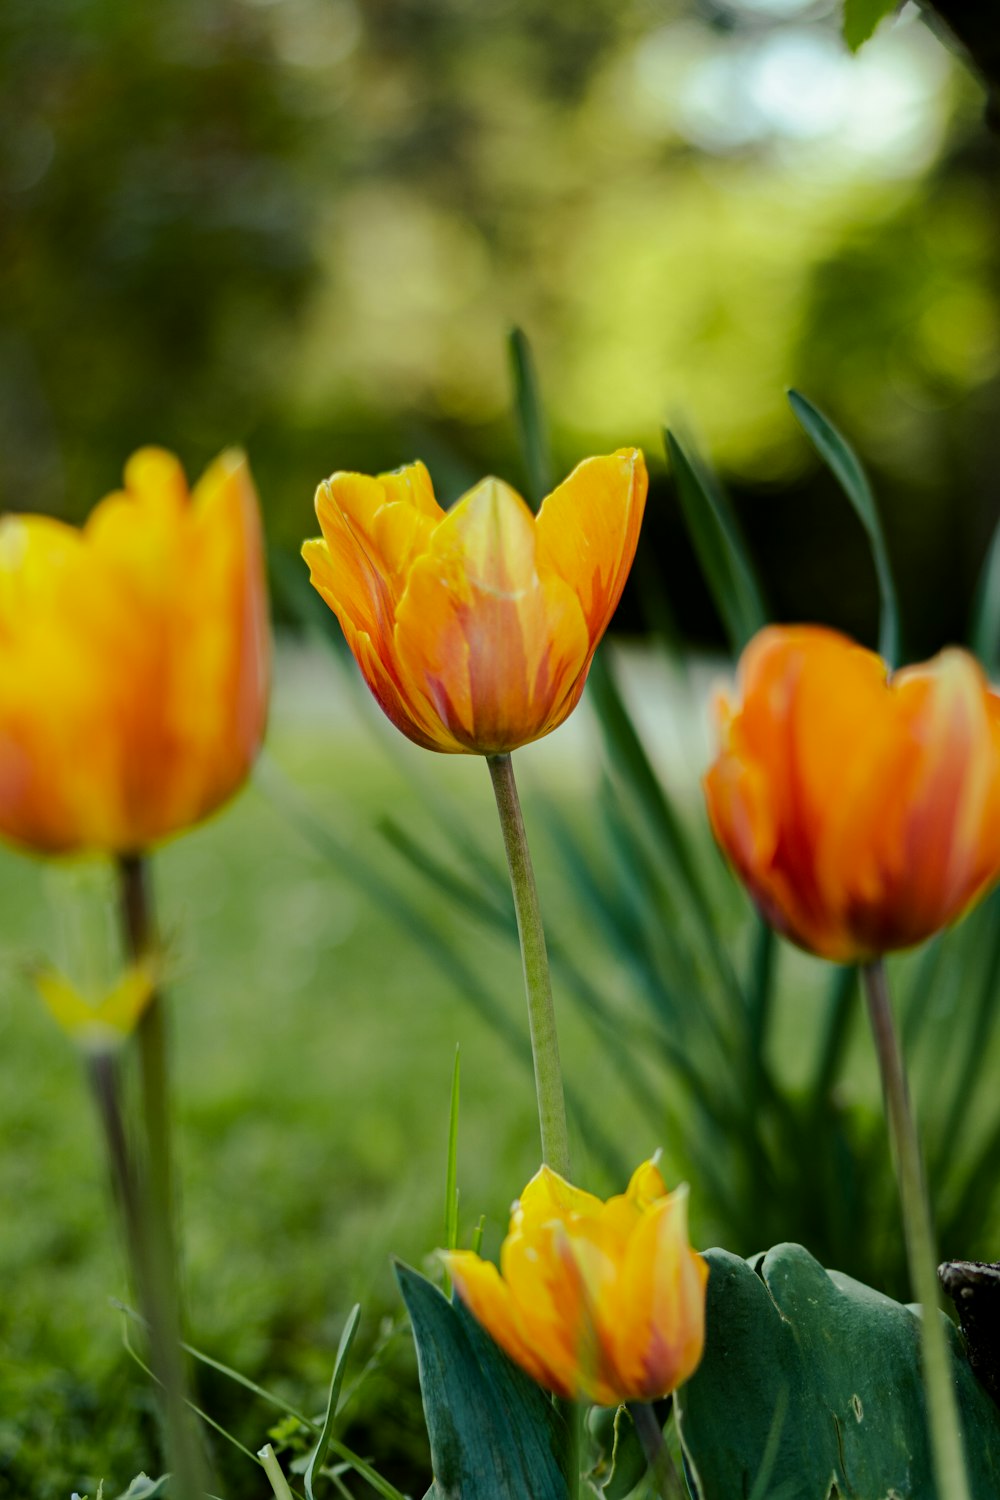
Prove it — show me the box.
[0,645,660,1499]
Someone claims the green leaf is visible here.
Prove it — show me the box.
[788,389,901,665]
[843,0,899,52]
[396,1262,571,1500]
[112,1480,170,1500]
[676,1243,1000,1499]
[587,1405,648,1498]
[969,509,1000,675]
[444,1046,461,1275]
[508,326,553,506]
[663,429,768,654]
[305,1303,362,1500]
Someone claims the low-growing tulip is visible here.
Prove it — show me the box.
[0,447,269,855]
[704,625,1000,963]
[301,450,646,754]
[445,1157,707,1407]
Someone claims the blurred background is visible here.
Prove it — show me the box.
[2,0,999,652]
[3,0,1000,1496]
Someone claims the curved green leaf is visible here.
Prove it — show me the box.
[663,429,767,654]
[788,389,901,665]
[969,510,1000,675]
[676,1243,1000,1499]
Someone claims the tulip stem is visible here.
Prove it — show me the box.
[487,752,571,1178]
[862,960,970,1500]
[631,1403,686,1500]
[119,853,208,1499]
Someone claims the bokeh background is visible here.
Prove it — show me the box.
[3,0,1000,1495]
[3,0,999,651]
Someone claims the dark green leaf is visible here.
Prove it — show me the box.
[788,389,901,664]
[969,509,1000,675]
[396,1262,571,1500]
[843,0,899,52]
[676,1243,1000,1499]
[587,1405,648,1498]
[663,429,767,654]
[508,326,553,506]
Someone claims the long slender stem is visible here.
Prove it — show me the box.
[487,753,571,1178]
[119,853,208,1499]
[862,960,970,1500]
[630,1403,686,1500]
[87,1049,148,1299]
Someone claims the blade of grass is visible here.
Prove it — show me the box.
[788,390,901,666]
[664,429,767,653]
[508,326,554,506]
[969,509,1000,675]
[443,1046,461,1297]
[306,1304,362,1500]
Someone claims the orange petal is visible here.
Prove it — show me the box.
[446,1250,559,1391]
[393,478,590,752]
[535,449,647,650]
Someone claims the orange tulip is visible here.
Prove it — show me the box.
[444,1158,707,1407]
[0,447,269,855]
[704,625,1000,963]
[301,450,646,754]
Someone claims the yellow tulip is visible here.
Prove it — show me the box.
[704,625,1000,962]
[0,447,269,855]
[445,1158,707,1407]
[302,450,646,754]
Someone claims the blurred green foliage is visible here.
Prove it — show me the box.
[2,0,998,652]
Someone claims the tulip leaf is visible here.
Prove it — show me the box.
[508,326,554,506]
[587,1405,648,1498]
[788,389,901,666]
[675,1243,1000,1500]
[969,508,1000,675]
[396,1261,571,1500]
[663,429,768,654]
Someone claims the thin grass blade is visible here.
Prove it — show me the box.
[306,1304,362,1500]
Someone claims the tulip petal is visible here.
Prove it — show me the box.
[445,1250,557,1390]
[613,1185,708,1399]
[0,449,269,854]
[393,478,591,752]
[535,448,647,650]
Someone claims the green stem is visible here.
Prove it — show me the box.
[87,1049,148,1301]
[630,1403,686,1500]
[862,960,970,1500]
[119,853,208,1499]
[486,753,571,1178]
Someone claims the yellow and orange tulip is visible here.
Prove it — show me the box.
[302,450,646,754]
[0,447,269,855]
[704,625,1000,963]
[445,1157,707,1407]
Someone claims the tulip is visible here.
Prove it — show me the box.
[445,1157,708,1407]
[0,446,269,856]
[301,449,646,754]
[704,625,1000,964]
